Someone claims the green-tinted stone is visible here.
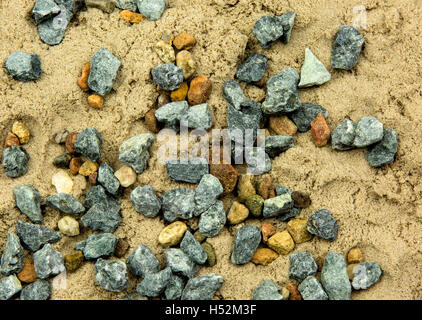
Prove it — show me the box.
[331,25,365,70]
[88,48,121,97]
[201,242,216,267]
[245,194,264,217]
[64,251,84,272]
[53,153,72,168]
[13,185,42,223]
[193,230,206,243]
[298,48,331,88]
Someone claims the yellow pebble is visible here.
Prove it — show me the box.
[347,248,363,264]
[88,94,104,109]
[79,160,99,176]
[120,10,145,23]
[154,40,176,64]
[12,121,30,144]
[158,221,187,248]
[287,219,313,244]
[170,82,188,102]
[267,231,295,255]
[227,201,249,224]
[251,248,279,265]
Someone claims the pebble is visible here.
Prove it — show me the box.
[115,0,137,11]
[88,48,121,96]
[265,135,295,158]
[279,12,296,44]
[209,163,239,194]
[227,201,249,225]
[262,68,300,114]
[86,0,115,13]
[97,162,120,195]
[227,100,262,143]
[331,25,365,70]
[366,128,398,167]
[76,233,118,260]
[188,76,212,105]
[88,94,104,109]
[173,33,196,50]
[95,258,129,292]
[269,115,298,136]
[16,220,61,252]
[144,109,159,133]
[12,121,30,144]
[253,16,284,48]
[245,148,272,175]
[158,221,188,248]
[237,175,255,203]
[166,158,209,184]
[176,50,196,79]
[291,191,311,208]
[194,174,223,216]
[311,113,331,147]
[165,248,199,278]
[181,274,224,300]
[5,132,20,147]
[252,280,283,300]
[289,252,318,282]
[321,252,351,300]
[251,248,279,266]
[0,275,22,300]
[194,230,206,243]
[31,0,61,24]
[267,231,295,255]
[17,258,37,283]
[78,63,90,92]
[231,225,261,265]
[155,101,189,130]
[126,244,160,277]
[161,188,195,222]
[75,128,103,162]
[84,185,120,209]
[20,279,51,300]
[180,103,213,130]
[114,238,130,258]
[171,81,188,101]
[52,170,73,194]
[236,54,269,84]
[307,209,338,241]
[131,185,161,218]
[5,52,42,82]
[0,233,24,276]
[299,48,331,88]
[263,193,294,218]
[78,160,99,176]
[180,231,208,265]
[298,276,328,300]
[118,133,155,173]
[137,0,167,20]
[2,146,30,178]
[64,251,84,272]
[155,40,176,64]
[287,219,312,244]
[53,153,72,168]
[351,262,382,290]
[281,287,290,300]
[290,102,329,132]
[114,165,136,188]
[257,175,275,200]
[222,80,247,110]
[347,248,363,264]
[331,119,356,151]
[201,242,216,267]
[245,194,264,217]
[261,223,276,243]
[165,274,185,300]
[136,267,172,297]
[81,201,121,233]
[120,10,145,23]
[353,116,384,148]
[89,172,98,184]
[45,193,84,215]
[151,64,184,91]
[198,201,226,238]
[33,244,65,279]
[287,283,302,300]
[157,93,171,108]
[13,185,42,223]
[57,216,80,236]
[65,131,78,154]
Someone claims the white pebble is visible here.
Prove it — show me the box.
[58,216,80,236]
[52,170,73,194]
[114,166,137,187]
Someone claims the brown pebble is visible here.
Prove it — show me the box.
[120,10,145,23]
[347,248,363,264]
[311,113,330,147]
[157,93,171,108]
[65,131,78,154]
[269,116,298,136]
[193,230,206,243]
[287,283,302,300]
[17,258,37,283]
[115,238,130,258]
[251,248,279,265]
[88,94,104,109]
[173,33,196,50]
[77,63,90,92]
[188,76,212,105]
[69,157,83,175]
[257,175,275,200]
[291,191,312,208]
[64,251,84,272]
[261,223,276,243]
[89,171,98,185]
[209,163,239,194]
[79,160,99,176]
[5,132,20,147]
[145,109,159,133]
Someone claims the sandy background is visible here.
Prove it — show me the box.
[0,0,422,300]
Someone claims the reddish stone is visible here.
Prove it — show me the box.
[17,258,37,283]
[261,223,276,243]
[287,283,302,300]
[188,76,212,105]
[311,113,330,147]
[257,175,275,200]
[65,131,78,154]
[5,132,20,147]
[145,109,159,133]
[69,157,82,175]
[209,163,239,194]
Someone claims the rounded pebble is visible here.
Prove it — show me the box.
[158,221,188,248]
[58,216,80,236]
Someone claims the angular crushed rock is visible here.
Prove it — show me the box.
[16,220,61,252]
[151,64,184,91]
[279,11,296,44]
[252,279,283,300]
[0,233,24,276]
[264,135,294,158]
[97,162,120,196]
[45,193,84,215]
[87,48,121,96]
[76,233,118,260]
[222,80,247,110]
[352,262,382,290]
[307,209,338,241]
[366,128,398,167]
[165,273,185,300]
[181,274,224,300]
[130,186,161,218]
[277,207,301,222]
[245,147,271,175]
[161,188,196,222]
[353,116,384,148]
[2,146,30,178]
[74,128,103,162]
[236,54,269,84]
[289,252,318,282]
[289,102,329,132]
[180,231,208,265]
[299,48,331,88]
[166,158,209,184]
[119,133,154,174]
[194,174,223,216]
[331,25,365,70]
[180,103,213,130]
[228,100,263,143]
[0,275,22,300]
[20,279,51,300]
[298,276,328,300]
[165,248,199,278]
[198,200,226,238]
[332,119,356,151]
[321,252,351,300]
[33,244,65,279]
[116,0,137,11]
[5,52,42,81]
[231,225,261,265]
[137,0,167,20]
[95,258,129,292]
[13,185,42,223]
[80,202,121,233]
[83,185,120,210]
[155,101,189,131]
[32,0,61,24]
[263,193,294,218]
[136,267,172,297]
[126,244,160,278]
[253,16,284,48]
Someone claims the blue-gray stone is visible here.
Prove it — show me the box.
[20,279,51,300]
[74,128,103,161]
[126,244,160,278]
[236,54,268,84]
[130,186,161,218]
[97,162,120,195]
[136,267,172,297]
[352,262,382,290]
[2,146,30,178]
[289,102,329,132]
[76,233,118,260]
[33,244,65,279]
[277,207,301,222]
[181,274,223,300]
[88,48,121,96]
[16,220,61,252]
[151,64,184,91]
[180,103,213,130]
[165,274,184,300]
[136,0,167,20]
[161,188,196,222]
[353,116,384,148]
[307,209,338,241]
[222,80,247,110]
[252,279,282,300]
[231,225,261,265]
[180,231,207,265]
[5,52,42,81]
[95,258,129,292]
[120,293,148,300]
[279,12,296,44]
[119,133,155,174]
[0,233,24,276]
[165,248,199,279]
[0,275,22,300]
[332,119,356,151]
[194,174,223,216]
[298,276,328,300]
[265,135,294,158]
[275,185,291,196]
[83,185,120,209]
[263,193,293,218]
[289,252,318,282]
[81,202,121,233]
[331,25,365,70]
[198,200,226,238]
[155,101,189,131]
[245,148,271,175]
[366,128,398,167]
[115,0,137,11]
[228,100,263,143]
[13,185,42,223]
[166,158,209,184]
[32,0,61,24]
[45,193,84,215]
[321,252,351,300]
[253,16,284,49]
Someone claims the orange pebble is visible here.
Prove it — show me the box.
[78,63,90,92]
[261,223,276,243]
[173,33,196,50]
[17,258,37,283]
[188,76,212,105]
[69,157,83,175]
[88,94,104,109]
[269,116,298,136]
[170,82,188,102]
[287,283,302,300]
[311,113,330,147]
[5,132,20,147]
[120,10,145,23]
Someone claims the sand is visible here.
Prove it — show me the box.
[1,0,422,300]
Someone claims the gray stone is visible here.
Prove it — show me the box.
[53,153,72,168]
[245,148,271,175]
[299,48,331,88]
[321,252,351,300]
[5,52,42,81]
[130,186,161,218]
[332,119,356,151]
[126,244,160,278]
[33,244,65,279]
[236,54,268,84]
[119,133,154,174]
[76,233,118,260]
[262,68,300,115]
[331,25,365,70]
[307,209,338,241]
[20,279,51,300]
[16,220,61,252]
[253,16,284,49]
[194,174,223,216]
[74,128,103,161]
[352,262,382,290]
[366,128,398,167]
[165,248,199,278]
[155,101,189,131]
[180,231,207,265]
[180,103,213,130]
[136,0,167,20]
[277,207,301,222]
[298,276,328,300]
[265,135,294,158]
[83,185,120,210]
[88,48,121,96]
[181,274,223,300]
[86,0,115,13]
[161,188,196,222]
[45,193,84,215]
[289,102,329,132]
[0,233,24,276]
[166,158,209,184]
[97,162,120,195]
[228,100,263,143]
[136,267,172,297]
[32,0,61,24]
[222,80,247,110]
[275,185,292,196]
[231,225,261,265]
[289,252,318,282]
[279,12,296,44]
[95,258,129,292]
[81,202,121,233]
[120,293,148,300]
[165,274,184,300]
[263,193,293,218]
[198,200,226,238]
[151,64,183,91]
[115,0,137,11]
[13,185,42,223]
[0,275,22,300]
[353,116,384,148]
[2,146,30,178]
[252,279,282,300]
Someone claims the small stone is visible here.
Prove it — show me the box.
[245,195,264,217]
[175,50,196,80]
[265,135,294,158]
[180,103,213,130]
[88,94,104,109]
[64,251,84,272]
[279,12,296,44]
[13,185,42,223]
[126,244,160,278]
[65,132,78,154]
[351,262,382,290]
[222,80,247,110]
[78,63,90,92]
[347,248,363,264]
[289,252,318,282]
[0,233,24,276]
[321,252,351,300]
[267,231,295,255]
[52,170,73,194]
[180,231,208,265]
[12,121,30,144]
[198,200,226,238]
[261,223,276,243]
[114,165,137,188]
[89,172,98,184]
[188,76,212,105]
[33,244,65,279]
[86,0,115,13]
[53,153,72,168]
[263,193,294,218]
[253,16,284,48]
[161,188,195,222]
[331,25,365,70]
[228,100,263,143]
[251,248,279,266]
[287,283,302,300]
[119,133,155,174]
[209,163,239,194]
[262,68,300,114]
[5,52,42,82]
[155,40,176,64]
[245,148,272,175]
[165,248,199,278]
[269,115,298,136]
[151,64,184,91]
[291,191,311,208]
[290,102,329,133]
[253,279,282,300]
[115,0,137,11]
[16,220,61,252]
[278,207,301,222]
[158,221,188,248]
[20,279,51,300]
[194,174,223,216]
[332,119,356,151]
[0,275,22,300]
[54,130,69,144]
[173,33,196,50]
[287,219,312,244]
[57,216,80,237]
[236,54,269,84]
[137,267,172,297]
[130,185,161,218]
[157,93,171,108]
[88,48,121,96]
[257,175,275,200]
[281,287,290,300]
[5,132,20,148]
[194,230,206,243]
[79,160,99,176]
[144,109,160,133]
[311,113,331,147]
[68,157,81,175]
[298,276,328,300]
[2,146,30,178]
[227,201,249,225]
[231,225,261,265]
[165,274,185,300]
[170,81,188,101]
[237,175,256,203]
[366,128,398,167]
[299,48,331,88]
[32,0,61,24]
[17,258,37,283]
[166,158,209,184]
[97,162,120,195]
[155,101,188,130]
[307,209,338,241]
[76,233,118,260]
[137,0,167,20]
[120,9,145,23]
[81,202,121,233]
[181,274,223,300]
[95,258,129,292]
[45,193,84,215]
[114,238,130,258]
[75,128,103,162]
[201,242,216,267]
